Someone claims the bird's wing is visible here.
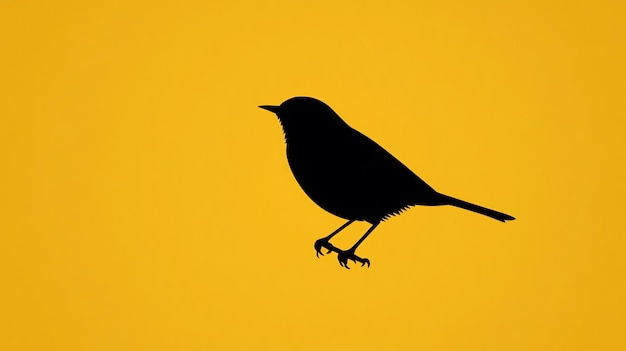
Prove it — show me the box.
[341,128,440,210]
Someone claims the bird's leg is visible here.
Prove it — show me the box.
[314,220,354,257]
[336,222,380,269]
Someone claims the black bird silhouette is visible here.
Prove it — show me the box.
[260,97,514,268]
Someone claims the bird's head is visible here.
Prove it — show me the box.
[259,97,349,138]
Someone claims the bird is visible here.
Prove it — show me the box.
[259,97,514,268]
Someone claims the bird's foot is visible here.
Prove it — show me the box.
[314,238,370,268]
[314,237,334,257]
[337,248,370,269]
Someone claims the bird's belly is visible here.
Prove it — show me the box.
[286,144,405,222]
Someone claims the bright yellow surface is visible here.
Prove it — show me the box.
[2,1,625,350]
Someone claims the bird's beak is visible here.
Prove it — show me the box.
[259,105,280,114]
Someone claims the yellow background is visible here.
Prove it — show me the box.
[2,1,625,350]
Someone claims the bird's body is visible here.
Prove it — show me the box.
[285,113,440,224]
[260,97,514,268]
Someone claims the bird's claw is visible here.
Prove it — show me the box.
[314,238,333,257]
[337,249,370,269]
[314,238,371,268]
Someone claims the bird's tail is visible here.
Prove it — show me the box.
[438,194,515,222]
